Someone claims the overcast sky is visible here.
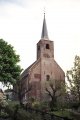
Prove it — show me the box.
[0,0,80,76]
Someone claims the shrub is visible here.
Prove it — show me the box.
[16,109,31,120]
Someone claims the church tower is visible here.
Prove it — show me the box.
[20,13,65,101]
[37,13,54,59]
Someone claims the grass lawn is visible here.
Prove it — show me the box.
[52,110,73,119]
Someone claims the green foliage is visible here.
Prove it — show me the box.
[27,99,50,112]
[52,110,73,119]
[0,93,9,118]
[5,101,43,120]
[5,100,76,120]
[17,109,32,120]
[36,101,50,111]
[17,109,43,120]
[0,93,8,109]
[0,39,22,86]
[0,111,9,118]
[45,79,66,111]
[67,55,80,103]
[5,102,18,118]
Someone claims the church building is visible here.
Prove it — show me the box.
[20,13,65,102]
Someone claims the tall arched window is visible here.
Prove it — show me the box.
[46,75,50,81]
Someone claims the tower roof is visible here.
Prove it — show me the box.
[41,13,49,39]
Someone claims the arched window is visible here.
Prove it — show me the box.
[46,44,49,49]
[46,75,50,81]
[38,45,40,50]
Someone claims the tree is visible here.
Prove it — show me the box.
[0,39,22,87]
[45,79,66,110]
[66,55,80,103]
[13,78,32,106]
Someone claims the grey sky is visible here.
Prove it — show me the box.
[0,0,27,6]
[0,0,80,72]
[0,0,23,3]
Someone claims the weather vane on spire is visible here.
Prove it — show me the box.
[44,7,45,15]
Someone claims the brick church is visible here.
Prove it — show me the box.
[20,13,65,102]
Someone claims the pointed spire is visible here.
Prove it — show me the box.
[41,12,49,39]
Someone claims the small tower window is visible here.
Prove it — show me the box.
[46,75,50,81]
[38,46,40,50]
[46,44,49,49]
